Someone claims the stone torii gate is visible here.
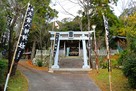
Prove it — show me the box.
[49,31,94,69]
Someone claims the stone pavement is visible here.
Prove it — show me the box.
[18,61,101,91]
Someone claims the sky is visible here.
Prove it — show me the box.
[50,0,135,21]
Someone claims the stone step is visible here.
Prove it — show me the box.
[59,58,83,68]
[48,68,92,74]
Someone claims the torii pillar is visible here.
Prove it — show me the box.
[82,34,90,68]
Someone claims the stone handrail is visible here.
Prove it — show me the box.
[35,50,50,56]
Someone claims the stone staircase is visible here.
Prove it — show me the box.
[49,57,91,73]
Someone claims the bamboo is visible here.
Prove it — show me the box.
[102,13,112,91]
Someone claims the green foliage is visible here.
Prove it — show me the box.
[99,56,119,69]
[0,59,7,90]
[35,55,49,67]
[118,50,128,65]
[0,14,6,33]
[111,59,118,68]
[100,59,119,69]
[118,12,136,88]
[60,21,80,31]
[118,33,136,89]
[123,55,136,88]
[127,33,136,52]
[101,61,108,69]
[92,0,122,48]
[0,0,55,52]
[98,56,107,69]
[118,12,136,37]
[29,0,56,50]
[37,59,43,67]
[128,77,136,89]
[0,8,6,45]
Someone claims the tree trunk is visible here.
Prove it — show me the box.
[31,40,36,60]
[8,28,12,73]
[80,17,83,31]
[8,10,20,75]
[41,49,43,61]
[87,0,93,68]
[40,28,43,62]
[11,62,18,76]
[0,85,4,91]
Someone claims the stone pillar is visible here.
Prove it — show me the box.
[64,41,66,56]
[51,39,60,68]
[78,40,81,56]
[49,41,53,68]
[82,34,90,69]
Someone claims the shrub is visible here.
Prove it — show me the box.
[99,56,119,69]
[0,59,7,90]
[34,56,50,67]
[99,56,108,69]
[119,51,136,88]
[111,59,118,68]
[118,50,128,65]
[37,60,43,67]
[101,61,108,69]
[123,55,136,88]
[117,33,136,89]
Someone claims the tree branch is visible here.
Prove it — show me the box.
[68,0,78,4]
[56,0,76,17]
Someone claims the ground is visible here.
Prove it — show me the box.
[17,55,136,91]
[89,69,136,91]
[18,60,101,91]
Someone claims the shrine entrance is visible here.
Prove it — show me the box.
[60,40,80,56]
[49,31,94,69]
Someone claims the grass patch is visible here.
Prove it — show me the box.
[0,59,28,91]
[7,70,28,91]
[89,69,136,91]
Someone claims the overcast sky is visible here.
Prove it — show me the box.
[50,0,135,21]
